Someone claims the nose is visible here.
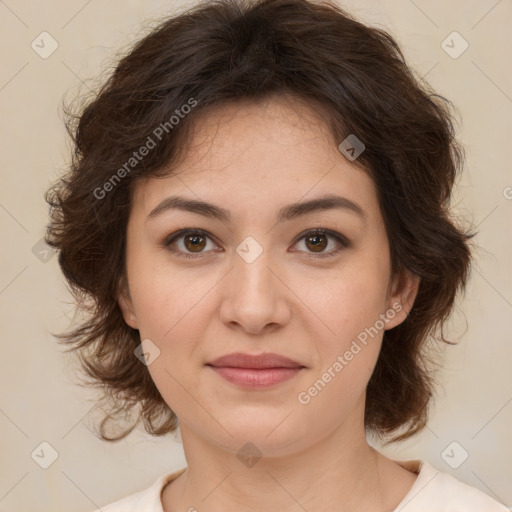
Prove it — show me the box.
[218,246,292,336]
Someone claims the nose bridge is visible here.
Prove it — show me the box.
[233,237,276,301]
[219,236,290,333]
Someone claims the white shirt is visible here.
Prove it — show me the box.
[93,459,509,511]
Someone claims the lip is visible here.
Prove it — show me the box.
[206,352,305,389]
[207,352,304,369]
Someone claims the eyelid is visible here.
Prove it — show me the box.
[290,227,350,259]
[293,226,350,248]
[161,226,350,259]
[161,228,219,258]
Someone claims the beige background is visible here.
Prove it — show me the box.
[0,0,511,510]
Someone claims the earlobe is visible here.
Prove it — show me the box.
[384,270,421,330]
[117,278,138,329]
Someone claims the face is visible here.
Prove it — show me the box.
[118,95,419,457]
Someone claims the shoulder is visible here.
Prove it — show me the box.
[393,459,509,512]
[88,467,187,512]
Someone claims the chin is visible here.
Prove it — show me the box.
[213,417,307,456]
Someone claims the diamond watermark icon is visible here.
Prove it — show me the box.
[441,441,469,469]
[237,442,262,468]
[441,31,469,59]
[31,31,59,59]
[338,134,365,161]
[134,338,161,366]
[236,236,263,264]
[32,238,56,263]
[31,441,59,469]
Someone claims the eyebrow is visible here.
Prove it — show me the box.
[147,193,366,224]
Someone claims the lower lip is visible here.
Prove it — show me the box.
[208,366,303,389]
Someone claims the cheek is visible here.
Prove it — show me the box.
[126,261,216,410]
[298,255,390,344]
[293,255,389,403]
[126,245,206,339]
[295,271,387,421]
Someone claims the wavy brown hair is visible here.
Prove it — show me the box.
[45,0,475,444]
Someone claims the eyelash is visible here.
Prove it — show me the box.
[161,227,350,260]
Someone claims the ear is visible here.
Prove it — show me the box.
[117,276,138,329]
[384,269,421,330]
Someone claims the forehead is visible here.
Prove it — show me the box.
[132,95,380,223]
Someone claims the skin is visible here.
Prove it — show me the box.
[118,94,421,512]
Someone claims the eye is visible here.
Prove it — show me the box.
[292,227,350,259]
[161,227,350,259]
[162,228,218,259]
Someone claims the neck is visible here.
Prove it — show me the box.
[162,404,416,512]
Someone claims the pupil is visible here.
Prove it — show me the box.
[308,234,326,252]
[187,235,204,251]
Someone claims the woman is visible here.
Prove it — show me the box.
[45,0,508,510]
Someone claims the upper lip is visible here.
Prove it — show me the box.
[207,352,304,369]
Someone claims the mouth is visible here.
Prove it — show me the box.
[207,366,304,389]
[206,352,306,389]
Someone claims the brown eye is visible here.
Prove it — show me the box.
[163,229,217,259]
[162,227,350,260]
[293,228,350,259]
[183,233,207,252]
[304,232,328,252]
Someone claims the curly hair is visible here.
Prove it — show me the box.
[45,0,475,444]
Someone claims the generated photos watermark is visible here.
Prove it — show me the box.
[297,302,403,405]
[93,97,198,200]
